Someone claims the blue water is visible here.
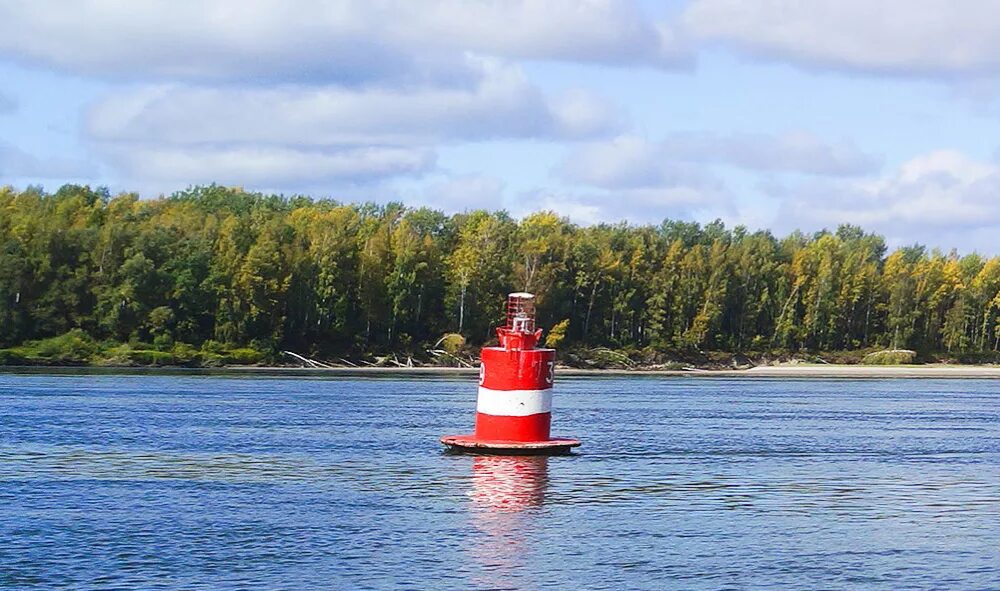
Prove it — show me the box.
[1,373,998,590]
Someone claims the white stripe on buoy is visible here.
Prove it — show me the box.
[476,387,553,417]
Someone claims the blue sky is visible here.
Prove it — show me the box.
[4,0,1000,252]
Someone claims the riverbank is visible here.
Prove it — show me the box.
[6,329,1000,375]
[223,363,1000,378]
[6,363,1000,378]
[725,364,1000,378]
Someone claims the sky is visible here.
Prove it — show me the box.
[4,0,1000,252]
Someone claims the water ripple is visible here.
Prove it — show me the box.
[0,374,998,590]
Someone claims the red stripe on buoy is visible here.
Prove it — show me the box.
[480,348,554,391]
[475,412,552,442]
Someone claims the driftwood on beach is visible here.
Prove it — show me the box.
[281,351,334,369]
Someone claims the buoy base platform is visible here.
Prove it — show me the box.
[441,434,581,455]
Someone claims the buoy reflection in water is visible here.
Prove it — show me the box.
[466,456,550,589]
[468,455,549,513]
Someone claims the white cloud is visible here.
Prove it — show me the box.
[83,58,623,187]
[516,184,731,226]
[2,1,654,192]
[0,143,94,179]
[87,60,622,147]
[549,89,626,141]
[662,131,881,175]
[685,0,1000,76]
[770,150,1000,250]
[420,174,506,212]
[517,191,606,225]
[101,145,435,186]
[559,135,664,189]
[560,136,721,190]
[559,132,879,189]
[0,0,688,85]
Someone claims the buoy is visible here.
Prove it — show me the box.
[441,292,581,454]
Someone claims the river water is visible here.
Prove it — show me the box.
[0,373,997,590]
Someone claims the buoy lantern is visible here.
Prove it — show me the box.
[441,292,581,454]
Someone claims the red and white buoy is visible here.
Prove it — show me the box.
[441,292,581,454]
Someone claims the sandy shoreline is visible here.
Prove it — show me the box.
[5,364,1000,378]
[200,363,1000,378]
[723,364,1000,378]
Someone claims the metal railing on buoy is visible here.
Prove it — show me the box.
[441,292,581,455]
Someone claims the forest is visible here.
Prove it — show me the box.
[2,183,1000,366]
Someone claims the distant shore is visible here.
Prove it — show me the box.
[719,364,1000,378]
[7,363,1000,378]
[231,363,1000,378]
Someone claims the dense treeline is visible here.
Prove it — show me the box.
[2,184,1000,363]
